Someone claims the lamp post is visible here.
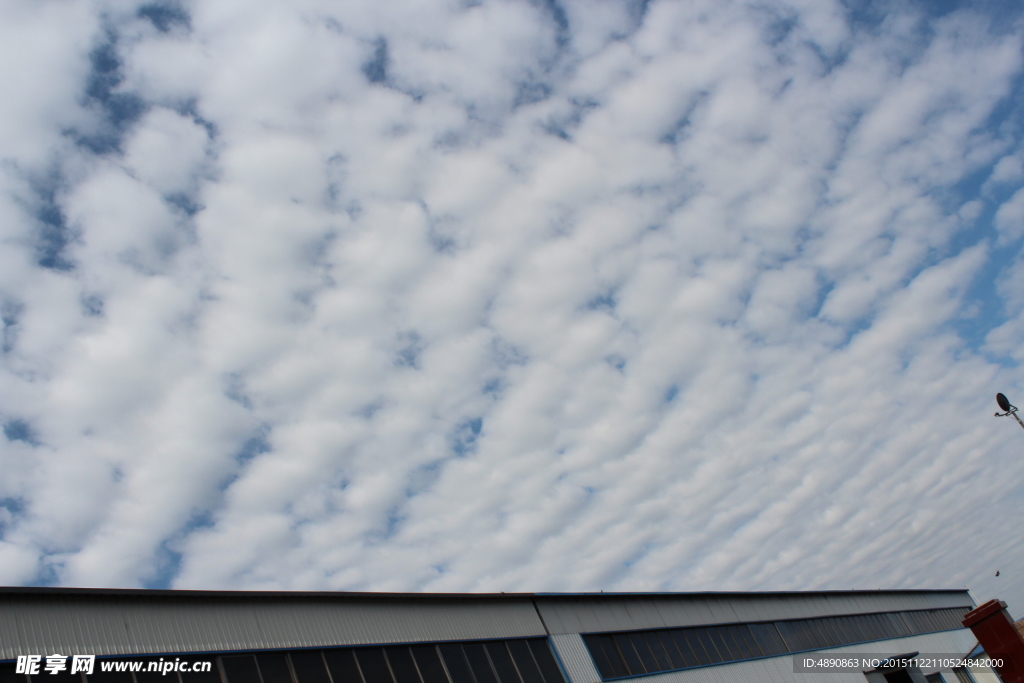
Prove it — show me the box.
[994,393,1024,431]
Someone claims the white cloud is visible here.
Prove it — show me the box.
[0,1,98,168]
[988,153,1024,191]
[1,0,1024,618]
[123,108,211,195]
[996,186,1024,244]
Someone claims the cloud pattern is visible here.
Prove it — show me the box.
[1,0,1024,614]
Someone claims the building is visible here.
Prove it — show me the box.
[0,587,1002,683]
[962,599,1024,683]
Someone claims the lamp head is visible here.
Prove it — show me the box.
[997,393,1013,412]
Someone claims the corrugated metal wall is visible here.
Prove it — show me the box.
[549,634,601,683]
[535,591,973,635]
[0,590,975,662]
[557,626,978,683]
[0,594,547,660]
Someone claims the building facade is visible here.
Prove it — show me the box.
[0,588,1000,683]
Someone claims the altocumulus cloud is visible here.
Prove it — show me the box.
[1,0,1024,612]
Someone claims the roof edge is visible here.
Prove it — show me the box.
[0,587,972,600]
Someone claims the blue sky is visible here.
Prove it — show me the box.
[2,0,1024,616]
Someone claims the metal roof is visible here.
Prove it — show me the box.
[0,592,546,660]
[0,588,973,661]
[534,590,973,635]
[0,586,972,599]
[561,625,981,683]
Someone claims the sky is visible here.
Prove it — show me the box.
[1,0,1024,618]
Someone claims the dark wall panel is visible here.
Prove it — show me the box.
[290,652,330,683]
[582,607,971,680]
[410,646,447,683]
[325,649,363,683]
[222,655,260,683]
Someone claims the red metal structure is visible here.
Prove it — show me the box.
[962,599,1024,683]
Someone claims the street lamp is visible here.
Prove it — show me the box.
[994,393,1024,431]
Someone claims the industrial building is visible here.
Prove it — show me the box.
[0,587,1002,683]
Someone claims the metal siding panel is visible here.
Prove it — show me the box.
[585,628,978,683]
[795,596,824,619]
[0,596,546,659]
[638,599,667,629]
[188,599,257,652]
[635,599,662,628]
[810,596,835,617]
[725,597,763,624]
[650,598,686,631]
[740,596,778,623]
[13,596,108,656]
[769,595,804,620]
[647,599,687,629]
[525,592,970,635]
[298,601,352,647]
[758,596,800,621]
[581,600,603,636]
[77,599,128,652]
[640,598,662,628]
[689,599,718,627]
[604,599,638,632]
[571,599,600,633]
[251,600,299,648]
[536,600,563,634]
[0,591,973,660]
[540,602,565,634]
[568,599,595,635]
[614,602,638,634]
[615,655,848,683]
[620,599,645,630]
[834,596,859,618]
[549,634,601,683]
[609,599,638,632]
[576,599,600,633]
[298,599,546,646]
[592,600,622,632]
[651,599,690,629]
[700,593,733,626]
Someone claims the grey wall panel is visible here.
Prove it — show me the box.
[0,590,975,661]
[0,596,547,659]
[549,634,600,683]
[536,592,973,634]
[591,629,979,683]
